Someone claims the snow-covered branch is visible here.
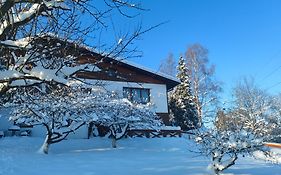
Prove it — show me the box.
[0,0,148,101]
[7,85,163,153]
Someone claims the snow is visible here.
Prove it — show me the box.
[253,149,281,164]
[117,38,123,45]
[160,126,181,130]
[0,137,280,175]
[0,1,70,35]
[0,70,21,80]
[0,38,32,48]
[14,4,41,23]
[0,62,99,86]
[0,3,40,36]
[28,64,97,84]
[37,33,179,84]
[8,125,20,130]
[44,1,70,10]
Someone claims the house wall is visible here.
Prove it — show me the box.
[99,80,168,113]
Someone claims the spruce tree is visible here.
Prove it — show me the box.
[169,56,199,130]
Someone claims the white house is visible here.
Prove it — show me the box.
[0,45,180,138]
[77,52,180,123]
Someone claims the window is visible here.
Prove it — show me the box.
[123,87,150,104]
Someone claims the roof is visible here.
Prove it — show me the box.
[121,59,179,83]
[113,59,180,90]
[36,34,180,90]
[77,51,181,90]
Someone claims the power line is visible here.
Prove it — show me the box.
[259,64,281,83]
[265,81,281,91]
[254,50,281,81]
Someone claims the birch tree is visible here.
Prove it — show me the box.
[184,43,221,125]
[158,53,176,76]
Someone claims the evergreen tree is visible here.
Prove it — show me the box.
[169,56,199,130]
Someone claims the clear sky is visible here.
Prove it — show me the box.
[92,0,281,101]
[117,0,281,100]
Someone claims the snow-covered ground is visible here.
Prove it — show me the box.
[0,137,280,175]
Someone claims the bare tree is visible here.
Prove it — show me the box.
[0,0,149,99]
[184,43,222,125]
[158,53,176,76]
[230,77,279,133]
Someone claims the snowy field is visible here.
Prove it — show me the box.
[0,137,280,175]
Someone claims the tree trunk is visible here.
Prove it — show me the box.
[112,136,117,148]
[110,125,117,148]
[39,134,52,154]
[87,122,94,139]
[212,153,238,174]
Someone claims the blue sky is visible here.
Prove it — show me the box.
[94,0,281,100]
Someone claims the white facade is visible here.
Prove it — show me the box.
[100,80,168,113]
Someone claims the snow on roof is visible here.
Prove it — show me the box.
[120,59,180,83]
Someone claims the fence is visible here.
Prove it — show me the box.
[126,129,182,138]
